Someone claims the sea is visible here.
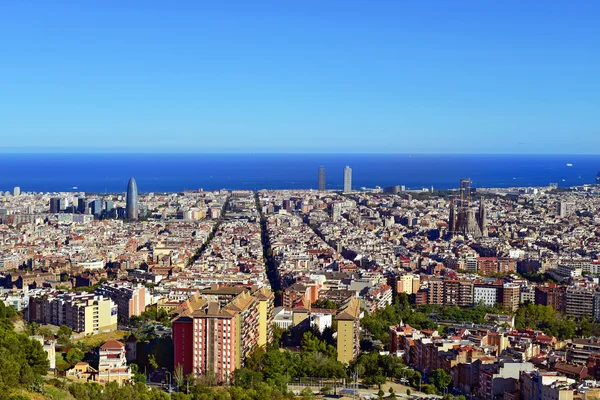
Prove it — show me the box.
[0,153,599,194]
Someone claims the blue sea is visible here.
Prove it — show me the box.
[0,153,599,193]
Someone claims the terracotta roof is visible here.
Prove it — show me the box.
[100,340,124,350]
[336,297,361,321]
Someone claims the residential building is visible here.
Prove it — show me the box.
[28,291,118,335]
[336,297,361,364]
[97,340,132,385]
[96,282,149,323]
[172,288,273,383]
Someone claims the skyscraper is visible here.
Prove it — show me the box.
[126,178,139,220]
[343,166,352,193]
[50,197,61,213]
[13,187,20,197]
[318,166,326,191]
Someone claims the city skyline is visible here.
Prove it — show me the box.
[1,1,599,154]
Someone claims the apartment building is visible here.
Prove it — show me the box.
[172,288,273,383]
[336,297,361,365]
[395,273,420,295]
[535,285,565,312]
[28,291,117,335]
[474,284,500,307]
[502,284,521,312]
[564,287,599,320]
[443,279,474,307]
[95,282,149,323]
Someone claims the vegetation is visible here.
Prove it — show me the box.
[429,369,452,394]
[349,352,421,388]
[417,304,509,324]
[66,348,85,366]
[515,303,576,339]
[130,307,172,327]
[361,293,437,344]
[311,299,339,309]
[0,302,50,396]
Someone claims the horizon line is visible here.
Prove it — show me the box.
[1,151,600,156]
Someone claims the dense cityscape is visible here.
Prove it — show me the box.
[3,167,600,400]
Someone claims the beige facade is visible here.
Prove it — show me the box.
[28,291,117,336]
[336,297,361,364]
[397,273,420,295]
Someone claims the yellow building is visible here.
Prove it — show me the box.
[28,292,118,336]
[67,362,98,383]
[396,273,420,295]
[336,297,361,364]
[80,296,118,335]
[253,286,275,347]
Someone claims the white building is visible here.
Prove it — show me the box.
[474,286,499,307]
[97,340,132,385]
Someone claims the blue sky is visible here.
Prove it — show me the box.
[1,0,598,153]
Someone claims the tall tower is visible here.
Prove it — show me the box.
[126,178,139,220]
[459,179,471,207]
[448,201,456,234]
[318,166,326,191]
[343,166,352,193]
[13,187,20,197]
[478,199,487,237]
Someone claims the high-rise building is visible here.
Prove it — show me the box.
[126,178,139,220]
[596,172,600,185]
[104,201,115,214]
[318,166,326,191]
[90,199,104,216]
[95,282,149,323]
[77,198,87,214]
[50,197,61,214]
[172,288,274,383]
[557,201,576,218]
[343,166,352,193]
[13,187,20,197]
[501,283,521,312]
[336,297,361,364]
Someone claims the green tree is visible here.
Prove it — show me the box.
[148,354,159,370]
[174,364,185,390]
[66,348,84,365]
[421,384,438,395]
[57,325,73,338]
[27,322,39,336]
[300,387,314,400]
[430,369,452,394]
[320,386,332,395]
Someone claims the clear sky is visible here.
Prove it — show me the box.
[1,0,598,154]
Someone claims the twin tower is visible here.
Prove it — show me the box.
[318,166,352,193]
